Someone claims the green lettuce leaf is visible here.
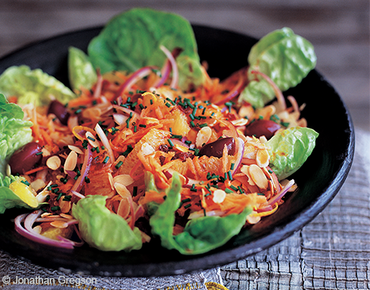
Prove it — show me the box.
[68,47,97,91]
[239,27,317,108]
[0,175,36,214]
[72,195,142,252]
[0,65,76,106]
[87,8,204,91]
[267,126,319,180]
[0,94,36,213]
[0,94,33,176]
[149,172,252,255]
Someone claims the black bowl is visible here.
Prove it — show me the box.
[0,25,354,277]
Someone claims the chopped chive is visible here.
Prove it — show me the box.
[230,163,235,170]
[257,192,265,196]
[167,139,174,147]
[184,204,191,209]
[103,156,109,164]
[139,124,146,128]
[75,109,82,114]
[134,125,137,133]
[63,195,72,201]
[51,206,60,211]
[165,102,171,108]
[227,171,233,180]
[225,188,234,193]
[194,148,200,156]
[171,134,182,139]
[190,121,195,127]
[85,176,90,183]
[190,184,197,192]
[35,151,43,156]
[21,180,30,186]
[192,106,197,116]
[56,192,63,201]
[182,198,191,203]
[202,107,206,115]
[185,140,192,145]
[115,161,123,169]
[238,185,244,193]
[87,136,95,142]
[189,114,195,120]
[230,185,238,191]
[139,104,144,110]
[198,123,208,128]
[150,99,153,105]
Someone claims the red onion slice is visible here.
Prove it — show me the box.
[15,213,75,249]
[250,70,286,110]
[115,66,156,97]
[71,144,93,192]
[230,137,245,176]
[153,47,183,88]
[266,179,295,206]
[214,73,245,106]
[158,45,179,89]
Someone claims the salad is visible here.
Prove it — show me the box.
[0,8,318,255]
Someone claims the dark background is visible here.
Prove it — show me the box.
[0,0,369,129]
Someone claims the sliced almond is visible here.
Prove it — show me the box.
[240,165,256,186]
[46,156,61,170]
[231,118,249,126]
[30,179,46,192]
[33,225,42,234]
[114,183,131,198]
[196,126,212,148]
[59,213,73,220]
[113,113,129,126]
[108,172,114,190]
[256,149,270,168]
[64,151,78,172]
[213,189,226,204]
[59,199,71,213]
[141,143,155,155]
[117,197,130,219]
[68,145,83,154]
[50,221,68,229]
[247,213,261,224]
[41,212,52,218]
[249,164,268,190]
[42,147,51,157]
[113,174,134,187]
[85,131,99,148]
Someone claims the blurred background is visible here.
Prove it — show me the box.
[0,0,369,129]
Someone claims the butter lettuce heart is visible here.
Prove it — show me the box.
[72,195,142,252]
[0,65,76,106]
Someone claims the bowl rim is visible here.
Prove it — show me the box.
[0,24,355,277]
